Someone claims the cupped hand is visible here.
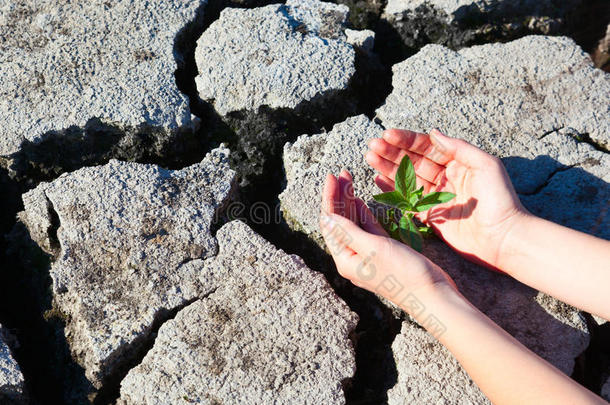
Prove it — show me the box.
[319,170,455,309]
[366,129,528,271]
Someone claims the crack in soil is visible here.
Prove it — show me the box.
[537,126,566,140]
[92,296,204,405]
[573,315,610,396]
[570,132,610,154]
[518,164,577,197]
[2,219,94,404]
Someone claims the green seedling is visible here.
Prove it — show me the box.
[373,155,455,252]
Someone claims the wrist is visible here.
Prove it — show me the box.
[398,278,467,339]
[404,282,478,344]
[494,210,536,276]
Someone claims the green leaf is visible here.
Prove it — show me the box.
[395,155,417,198]
[414,191,456,212]
[375,209,400,240]
[398,215,423,252]
[408,192,420,208]
[373,191,409,210]
[418,226,434,237]
[389,222,399,232]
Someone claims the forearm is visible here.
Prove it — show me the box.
[499,214,610,320]
[405,283,604,405]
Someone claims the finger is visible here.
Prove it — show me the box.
[370,138,429,170]
[320,213,380,255]
[366,150,442,191]
[355,197,387,237]
[382,129,432,156]
[416,176,436,194]
[320,216,359,268]
[429,129,490,168]
[338,170,356,221]
[322,174,342,215]
[374,170,435,196]
[375,174,394,192]
[320,213,378,285]
[413,156,446,185]
[369,138,429,173]
[366,150,398,179]
[384,128,461,168]
[369,138,407,163]
[370,138,447,185]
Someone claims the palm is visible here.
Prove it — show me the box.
[367,129,525,270]
[426,161,523,268]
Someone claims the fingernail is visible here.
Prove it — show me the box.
[429,129,449,151]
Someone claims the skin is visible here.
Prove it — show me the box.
[319,128,610,405]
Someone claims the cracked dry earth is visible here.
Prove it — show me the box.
[0,0,609,404]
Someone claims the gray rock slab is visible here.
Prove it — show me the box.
[280,114,591,402]
[513,130,610,240]
[345,28,375,52]
[118,220,358,404]
[592,314,608,326]
[377,36,610,149]
[19,147,235,388]
[0,0,205,158]
[0,326,26,404]
[194,0,359,115]
[376,35,610,238]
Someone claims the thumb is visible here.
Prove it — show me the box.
[320,213,380,255]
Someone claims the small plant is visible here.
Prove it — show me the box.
[373,155,455,252]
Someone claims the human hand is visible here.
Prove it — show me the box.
[366,129,528,271]
[319,170,456,311]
